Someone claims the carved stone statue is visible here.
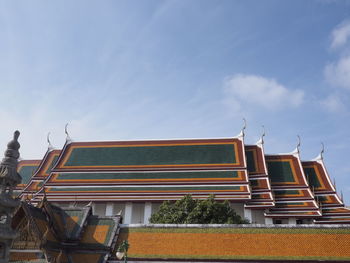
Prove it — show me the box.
[0,131,22,263]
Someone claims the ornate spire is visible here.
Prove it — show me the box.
[290,135,301,156]
[0,131,21,185]
[47,132,54,151]
[341,190,344,202]
[312,142,324,162]
[0,131,22,263]
[256,125,266,146]
[65,123,72,143]
[237,118,247,139]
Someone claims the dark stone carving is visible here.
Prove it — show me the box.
[0,131,22,263]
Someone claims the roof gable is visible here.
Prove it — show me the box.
[34,150,61,178]
[302,161,335,193]
[21,150,61,198]
[245,145,267,176]
[17,160,40,187]
[265,155,308,187]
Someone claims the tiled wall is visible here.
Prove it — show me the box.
[116,225,350,261]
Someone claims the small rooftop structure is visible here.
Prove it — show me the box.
[10,199,121,263]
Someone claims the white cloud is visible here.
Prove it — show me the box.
[320,94,346,112]
[321,21,350,112]
[331,20,350,49]
[325,55,350,89]
[223,74,304,110]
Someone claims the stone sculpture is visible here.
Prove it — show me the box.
[0,131,21,263]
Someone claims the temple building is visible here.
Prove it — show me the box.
[10,198,120,263]
[17,130,350,225]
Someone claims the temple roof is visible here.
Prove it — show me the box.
[21,149,60,196]
[16,160,40,191]
[302,160,337,194]
[36,137,251,202]
[302,158,350,223]
[265,153,320,218]
[53,138,246,171]
[31,149,61,179]
[265,154,309,189]
[14,134,350,223]
[244,144,274,209]
[245,145,267,177]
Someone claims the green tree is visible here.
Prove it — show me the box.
[149,195,249,224]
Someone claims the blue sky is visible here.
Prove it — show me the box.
[1,0,350,203]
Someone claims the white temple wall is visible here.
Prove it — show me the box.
[131,203,145,224]
[144,202,152,223]
[251,209,265,224]
[124,202,133,224]
[230,202,245,218]
[244,208,252,222]
[265,217,273,224]
[288,218,297,225]
[89,201,284,225]
[113,202,125,218]
[105,202,114,216]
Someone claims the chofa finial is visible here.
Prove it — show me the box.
[296,135,301,153]
[236,118,247,139]
[256,125,266,146]
[341,190,344,202]
[312,142,325,162]
[290,135,301,156]
[242,118,247,135]
[47,132,54,151]
[297,135,301,151]
[65,123,71,142]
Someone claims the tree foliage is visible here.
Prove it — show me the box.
[149,195,249,224]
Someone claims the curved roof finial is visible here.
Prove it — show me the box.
[47,132,54,151]
[312,142,325,162]
[297,135,301,150]
[65,123,72,143]
[236,118,247,139]
[291,135,301,156]
[256,125,266,146]
[242,118,247,135]
[341,190,344,202]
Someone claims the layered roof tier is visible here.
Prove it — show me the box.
[31,137,251,202]
[17,134,350,223]
[302,155,350,224]
[16,159,40,193]
[20,149,61,201]
[244,141,274,209]
[264,150,321,218]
